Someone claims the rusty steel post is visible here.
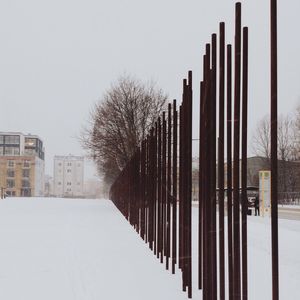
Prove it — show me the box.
[227,43,234,300]
[157,117,162,260]
[270,1,279,299]
[199,80,204,290]
[141,141,146,240]
[154,123,158,255]
[219,21,225,300]
[233,2,242,299]
[187,70,193,299]
[211,33,217,300]
[182,79,187,293]
[172,99,178,275]
[179,105,183,271]
[162,112,167,264]
[241,26,249,300]
[162,114,166,259]
[204,44,212,300]
[149,129,154,250]
[145,137,149,244]
[166,103,172,270]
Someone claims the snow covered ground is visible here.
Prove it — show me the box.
[0,198,299,299]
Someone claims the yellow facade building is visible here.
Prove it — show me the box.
[0,132,45,197]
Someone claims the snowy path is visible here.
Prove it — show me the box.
[0,198,299,299]
[0,198,187,300]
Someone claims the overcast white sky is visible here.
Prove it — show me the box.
[0,0,299,179]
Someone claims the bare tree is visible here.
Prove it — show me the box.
[291,102,300,160]
[252,114,295,161]
[81,75,167,184]
[251,115,271,159]
[252,114,299,193]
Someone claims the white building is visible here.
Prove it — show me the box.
[53,155,84,198]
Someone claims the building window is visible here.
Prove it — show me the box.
[25,138,36,147]
[67,169,71,173]
[58,182,62,185]
[7,169,15,178]
[0,147,3,155]
[67,182,72,186]
[77,182,81,186]
[6,191,16,196]
[7,160,15,168]
[22,180,30,188]
[67,162,72,166]
[0,135,4,144]
[22,169,30,178]
[67,188,72,192]
[58,163,62,166]
[4,147,20,155]
[23,160,30,168]
[7,179,15,188]
[24,149,35,156]
[14,147,20,155]
[5,135,20,145]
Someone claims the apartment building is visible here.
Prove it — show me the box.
[53,155,84,198]
[0,132,45,197]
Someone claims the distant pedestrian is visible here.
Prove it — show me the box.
[255,195,260,216]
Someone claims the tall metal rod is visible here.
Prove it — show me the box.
[199,81,204,290]
[157,117,162,260]
[154,123,158,255]
[141,141,146,240]
[211,33,217,300]
[166,103,172,270]
[162,112,167,264]
[219,21,226,300]
[179,105,183,271]
[241,26,249,300]
[182,79,188,293]
[227,43,234,300]
[204,44,211,300]
[233,2,242,299]
[172,99,177,274]
[187,71,193,299]
[145,136,149,243]
[150,128,155,250]
[270,1,279,299]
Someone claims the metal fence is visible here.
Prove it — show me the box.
[110,2,279,300]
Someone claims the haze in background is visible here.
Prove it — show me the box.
[0,0,299,179]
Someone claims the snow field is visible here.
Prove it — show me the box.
[0,197,299,299]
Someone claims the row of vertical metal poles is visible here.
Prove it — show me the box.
[198,3,249,300]
[110,89,189,294]
[110,1,279,299]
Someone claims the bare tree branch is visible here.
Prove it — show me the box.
[80,74,167,184]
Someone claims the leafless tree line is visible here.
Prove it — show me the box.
[252,103,300,194]
[81,75,167,184]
